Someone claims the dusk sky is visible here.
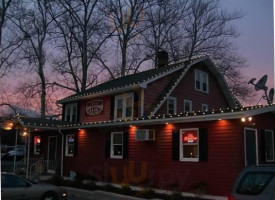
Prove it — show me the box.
[221,0,274,104]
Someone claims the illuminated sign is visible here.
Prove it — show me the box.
[86,100,103,116]
[182,130,198,143]
[68,135,74,144]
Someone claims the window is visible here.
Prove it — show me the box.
[265,130,274,162]
[237,172,273,195]
[65,103,77,122]
[33,136,41,155]
[180,128,199,162]
[195,70,209,93]
[184,100,192,113]
[65,134,75,157]
[114,93,134,120]
[167,97,177,114]
[111,132,123,159]
[202,104,208,112]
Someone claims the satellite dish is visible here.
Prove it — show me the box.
[255,75,268,91]
[268,88,274,103]
[248,78,256,85]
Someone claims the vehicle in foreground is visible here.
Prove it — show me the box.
[228,165,275,200]
[1,173,67,200]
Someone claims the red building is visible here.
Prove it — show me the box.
[13,56,275,199]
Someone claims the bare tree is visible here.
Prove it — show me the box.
[142,0,190,67]
[9,0,52,118]
[49,0,111,93]
[101,0,151,77]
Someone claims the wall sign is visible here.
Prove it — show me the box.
[86,100,103,116]
[182,130,198,143]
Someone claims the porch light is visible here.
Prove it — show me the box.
[1,120,13,130]
[241,117,246,122]
[248,117,253,121]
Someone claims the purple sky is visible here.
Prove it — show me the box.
[221,0,274,104]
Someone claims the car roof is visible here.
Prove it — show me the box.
[242,165,275,172]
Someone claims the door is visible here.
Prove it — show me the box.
[244,128,258,166]
[47,136,57,173]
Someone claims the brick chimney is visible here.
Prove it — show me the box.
[157,51,169,68]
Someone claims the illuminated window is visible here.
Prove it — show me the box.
[184,100,192,113]
[265,130,274,162]
[114,93,134,120]
[65,134,75,157]
[195,70,209,93]
[111,132,123,159]
[202,104,208,112]
[65,103,77,122]
[167,97,177,114]
[180,128,199,162]
[34,136,41,155]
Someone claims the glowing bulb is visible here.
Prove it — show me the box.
[241,117,246,122]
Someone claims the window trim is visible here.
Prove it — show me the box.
[195,69,209,93]
[33,136,41,155]
[167,97,177,115]
[265,130,275,162]
[180,128,199,162]
[65,134,75,157]
[114,93,134,120]
[64,103,78,122]
[110,132,123,159]
[183,99,192,113]
[202,104,208,112]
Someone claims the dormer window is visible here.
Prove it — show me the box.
[114,93,134,120]
[167,97,177,115]
[195,70,209,93]
[65,103,78,122]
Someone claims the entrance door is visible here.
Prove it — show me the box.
[47,136,57,173]
[244,128,258,166]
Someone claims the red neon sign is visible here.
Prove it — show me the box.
[182,130,198,143]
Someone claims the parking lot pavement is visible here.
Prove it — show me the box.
[63,187,155,200]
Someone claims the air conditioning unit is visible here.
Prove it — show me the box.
[135,129,155,141]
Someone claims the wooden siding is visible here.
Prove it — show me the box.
[156,63,230,115]
[62,114,275,196]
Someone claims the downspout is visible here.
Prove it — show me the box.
[26,129,30,179]
[58,126,64,177]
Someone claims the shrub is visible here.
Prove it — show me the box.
[170,192,185,200]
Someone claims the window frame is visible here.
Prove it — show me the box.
[114,93,134,120]
[195,69,209,93]
[110,132,123,159]
[167,97,177,115]
[183,99,192,113]
[180,128,199,162]
[265,130,275,162]
[202,104,208,112]
[64,103,78,122]
[65,134,75,157]
[33,135,41,155]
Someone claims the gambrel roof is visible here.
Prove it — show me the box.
[57,55,239,109]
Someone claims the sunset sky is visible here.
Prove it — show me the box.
[221,0,274,104]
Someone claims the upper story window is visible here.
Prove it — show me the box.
[65,103,77,122]
[184,100,192,113]
[167,97,177,115]
[195,69,209,93]
[202,104,208,112]
[114,93,134,120]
